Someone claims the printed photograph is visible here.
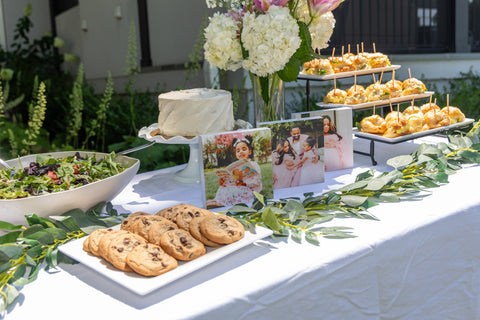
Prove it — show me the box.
[292,107,353,172]
[259,117,324,190]
[199,128,273,209]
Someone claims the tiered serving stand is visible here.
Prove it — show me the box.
[298,64,474,165]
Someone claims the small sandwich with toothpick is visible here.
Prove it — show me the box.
[441,94,465,124]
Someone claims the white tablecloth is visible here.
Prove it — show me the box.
[8,136,480,320]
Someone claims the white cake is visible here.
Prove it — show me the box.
[157,88,235,137]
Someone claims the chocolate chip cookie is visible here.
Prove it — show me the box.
[106,232,147,272]
[120,211,150,232]
[174,205,215,231]
[199,215,245,244]
[189,216,222,247]
[147,219,179,245]
[84,228,116,256]
[126,243,178,276]
[130,215,171,239]
[159,229,206,261]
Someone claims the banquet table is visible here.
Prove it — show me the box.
[8,135,480,320]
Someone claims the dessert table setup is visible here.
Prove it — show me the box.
[6,133,480,320]
[3,1,480,319]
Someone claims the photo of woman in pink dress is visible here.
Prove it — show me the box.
[323,115,347,171]
[272,138,299,189]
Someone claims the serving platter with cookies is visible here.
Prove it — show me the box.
[59,204,273,295]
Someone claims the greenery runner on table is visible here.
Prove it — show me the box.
[0,121,479,314]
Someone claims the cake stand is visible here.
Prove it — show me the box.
[138,124,200,184]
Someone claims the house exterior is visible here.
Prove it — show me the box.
[0,0,479,121]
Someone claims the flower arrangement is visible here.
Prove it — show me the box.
[204,0,343,122]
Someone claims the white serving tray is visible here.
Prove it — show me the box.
[298,65,401,81]
[59,225,273,295]
[317,91,435,111]
[353,118,475,144]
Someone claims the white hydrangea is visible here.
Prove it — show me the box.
[203,13,243,71]
[241,6,301,77]
[309,11,335,50]
[296,0,336,50]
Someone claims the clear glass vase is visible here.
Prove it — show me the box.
[252,73,285,125]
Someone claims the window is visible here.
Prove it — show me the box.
[326,0,455,54]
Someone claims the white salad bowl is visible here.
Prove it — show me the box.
[0,151,140,226]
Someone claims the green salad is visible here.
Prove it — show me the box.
[0,152,128,200]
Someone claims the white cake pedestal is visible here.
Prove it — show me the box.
[138,124,200,184]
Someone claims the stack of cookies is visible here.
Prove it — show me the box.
[82,204,245,277]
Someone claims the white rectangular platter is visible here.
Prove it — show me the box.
[59,225,273,296]
[353,118,475,144]
[316,91,434,111]
[298,65,401,81]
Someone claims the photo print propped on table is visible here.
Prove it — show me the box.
[198,128,273,209]
[259,117,325,190]
[292,107,353,172]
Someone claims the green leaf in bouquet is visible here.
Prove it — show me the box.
[387,155,413,169]
[24,230,55,245]
[320,226,356,239]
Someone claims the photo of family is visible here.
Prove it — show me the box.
[292,107,353,172]
[259,117,325,190]
[198,128,273,209]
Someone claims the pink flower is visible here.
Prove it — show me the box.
[252,0,292,14]
[308,0,343,16]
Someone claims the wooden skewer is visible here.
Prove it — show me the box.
[331,47,335,58]
[447,94,450,116]
[389,101,393,113]
[354,74,357,91]
[334,76,337,91]
[373,42,376,53]
[397,104,400,123]
[361,42,364,53]
[408,68,412,79]
[392,70,396,82]
[379,71,384,84]
[429,94,432,105]
[411,97,415,107]
[373,103,376,115]
[342,46,344,56]
[348,44,351,55]
[372,74,376,83]
[357,43,360,55]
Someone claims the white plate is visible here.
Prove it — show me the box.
[59,225,273,295]
[298,65,401,81]
[316,91,435,111]
[138,123,198,144]
[353,118,475,143]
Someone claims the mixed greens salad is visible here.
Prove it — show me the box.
[0,152,128,200]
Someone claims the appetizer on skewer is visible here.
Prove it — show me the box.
[323,88,347,104]
[360,114,387,134]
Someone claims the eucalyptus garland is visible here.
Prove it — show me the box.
[0,121,479,315]
[226,121,480,244]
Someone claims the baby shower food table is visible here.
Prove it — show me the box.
[8,135,480,320]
